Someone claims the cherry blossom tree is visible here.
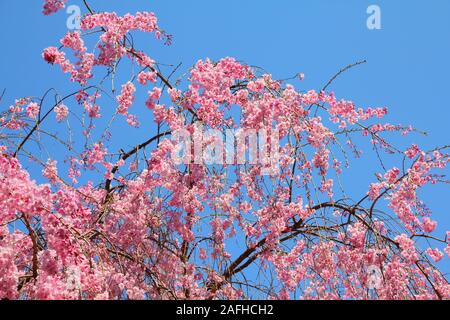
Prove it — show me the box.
[0,1,449,300]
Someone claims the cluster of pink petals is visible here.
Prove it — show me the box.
[1,5,449,301]
[42,159,59,184]
[395,234,419,263]
[42,45,94,85]
[84,142,108,166]
[422,217,437,233]
[117,82,136,115]
[43,46,67,65]
[26,102,40,119]
[81,12,159,39]
[60,31,86,54]
[80,12,160,67]
[145,87,162,110]
[137,71,157,85]
[42,0,66,15]
[427,248,444,262]
[54,103,69,122]
[405,144,421,159]
[187,57,252,127]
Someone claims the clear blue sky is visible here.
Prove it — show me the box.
[1,0,449,275]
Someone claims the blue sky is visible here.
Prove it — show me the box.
[1,0,449,279]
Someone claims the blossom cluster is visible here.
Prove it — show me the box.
[0,2,449,301]
[43,0,66,15]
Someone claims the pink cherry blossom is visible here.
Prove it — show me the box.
[26,102,40,119]
[422,217,438,233]
[43,0,66,16]
[395,234,418,263]
[117,81,136,115]
[54,103,69,122]
[42,159,58,184]
[137,71,157,85]
[0,2,448,301]
[405,144,421,159]
[427,248,444,262]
